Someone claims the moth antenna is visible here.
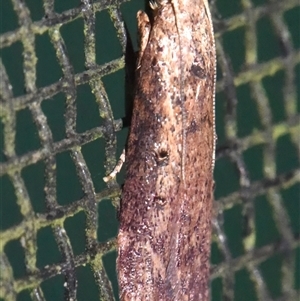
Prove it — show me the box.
[170,0,186,186]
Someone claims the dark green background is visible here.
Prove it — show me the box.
[1,0,299,300]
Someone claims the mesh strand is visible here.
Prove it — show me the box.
[0,0,299,300]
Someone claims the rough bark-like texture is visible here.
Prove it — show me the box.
[117,0,216,300]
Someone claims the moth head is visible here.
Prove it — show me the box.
[149,0,170,10]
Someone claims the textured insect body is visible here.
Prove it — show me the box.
[117,0,216,300]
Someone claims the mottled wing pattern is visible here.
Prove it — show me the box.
[117,1,216,300]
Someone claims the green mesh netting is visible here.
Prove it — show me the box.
[0,0,299,300]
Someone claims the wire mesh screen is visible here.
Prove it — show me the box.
[0,0,299,300]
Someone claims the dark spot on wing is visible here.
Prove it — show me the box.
[154,147,169,166]
[190,63,206,79]
[152,57,160,72]
[157,45,164,52]
[154,196,167,208]
[186,119,199,134]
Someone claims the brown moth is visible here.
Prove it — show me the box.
[117,0,216,300]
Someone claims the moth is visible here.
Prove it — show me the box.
[117,0,216,299]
